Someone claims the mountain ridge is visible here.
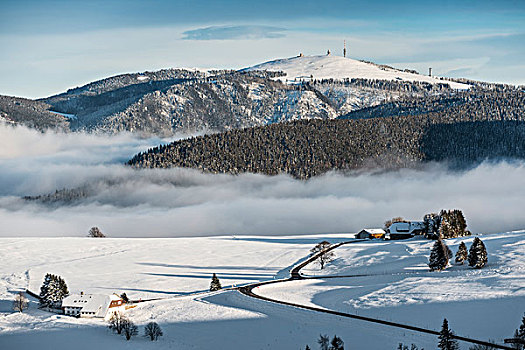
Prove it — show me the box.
[1,55,472,135]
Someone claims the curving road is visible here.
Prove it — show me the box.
[239,240,514,350]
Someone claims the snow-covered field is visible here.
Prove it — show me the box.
[246,55,471,90]
[1,232,523,349]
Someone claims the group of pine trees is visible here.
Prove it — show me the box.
[429,237,487,271]
[39,273,69,308]
[438,210,470,239]
[108,312,163,341]
[423,210,470,239]
[304,334,344,350]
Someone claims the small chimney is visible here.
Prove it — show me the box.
[429,67,432,77]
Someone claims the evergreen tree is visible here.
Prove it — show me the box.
[318,334,330,350]
[513,314,525,350]
[429,240,449,271]
[468,237,488,269]
[512,329,521,350]
[39,273,53,307]
[120,293,129,303]
[455,242,468,264]
[305,345,311,350]
[210,273,222,291]
[144,321,163,341]
[38,274,68,308]
[438,318,459,350]
[330,335,344,350]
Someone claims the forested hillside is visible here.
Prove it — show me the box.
[128,88,525,179]
[0,66,461,135]
[0,96,70,131]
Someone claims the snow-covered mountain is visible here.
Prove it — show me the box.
[1,56,471,135]
[246,54,470,90]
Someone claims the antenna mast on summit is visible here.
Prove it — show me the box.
[343,40,347,57]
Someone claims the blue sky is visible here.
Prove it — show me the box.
[1,0,524,98]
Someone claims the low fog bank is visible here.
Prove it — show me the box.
[1,125,524,237]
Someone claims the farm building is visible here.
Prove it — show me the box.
[356,228,386,239]
[387,221,426,240]
[62,293,126,319]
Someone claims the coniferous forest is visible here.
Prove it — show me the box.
[128,88,525,179]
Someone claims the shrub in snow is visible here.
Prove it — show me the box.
[144,321,163,341]
[468,237,488,269]
[438,318,459,350]
[210,273,222,291]
[455,242,468,264]
[428,240,449,271]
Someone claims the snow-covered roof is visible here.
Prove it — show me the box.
[360,228,386,234]
[62,294,117,316]
[389,221,426,234]
[245,55,470,90]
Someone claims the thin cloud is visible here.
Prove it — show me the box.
[182,25,286,40]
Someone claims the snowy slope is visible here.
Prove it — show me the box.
[257,231,525,347]
[246,55,471,90]
[0,232,523,349]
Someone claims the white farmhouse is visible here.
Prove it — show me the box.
[62,293,126,319]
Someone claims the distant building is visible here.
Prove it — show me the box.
[62,293,126,319]
[387,221,426,240]
[356,228,386,239]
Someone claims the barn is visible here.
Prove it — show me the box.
[356,228,386,239]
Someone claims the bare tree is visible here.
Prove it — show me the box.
[122,318,138,340]
[310,241,335,270]
[88,227,105,238]
[108,311,126,334]
[144,321,163,341]
[13,292,28,312]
